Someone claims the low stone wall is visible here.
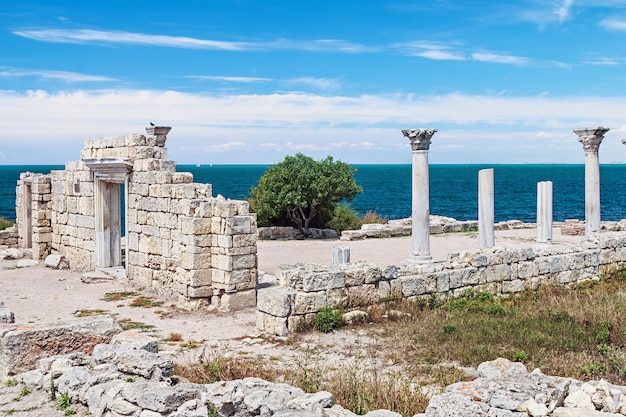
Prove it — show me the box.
[0,225,17,248]
[257,231,626,336]
[257,226,338,240]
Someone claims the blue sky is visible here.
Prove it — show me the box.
[3,0,626,165]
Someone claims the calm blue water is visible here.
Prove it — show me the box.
[2,164,626,223]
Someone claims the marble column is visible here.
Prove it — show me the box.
[402,128,437,263]
[574,127,609,240]
[478,168,495,248]
[536,181,553,244]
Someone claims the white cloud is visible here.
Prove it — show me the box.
[186,76,273,83]
[201,142,247,152]
[13,29,250,50]
[556,0,574,23]
[1,89,625,164]
[472,52,530,65]
[268,38,374,53]
[12,28,374,54]
[517,0,576,26]
[286,77,341,91]
[599,18,626,30]
[395,41,466,61]
[0,67,114,82]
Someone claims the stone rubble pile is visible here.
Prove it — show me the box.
[11,330,401,417]
[0,247,29,260]
[339,217,536,241]
[419,358,626,417]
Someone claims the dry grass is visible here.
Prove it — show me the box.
[361,210,388,224]
[175,267,626,416]
[0,217,14,231]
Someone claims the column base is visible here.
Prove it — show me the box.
[407,254,433,264]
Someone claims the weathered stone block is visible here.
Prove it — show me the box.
[213,254,233,271]
[302,271,345,292]
[347,284,379,307]
[294,291,327,315]
[0,316,121,379]
[181,217,212,235]
[400,275,427,297]
[180,252,211,270]
[219,289,256,311]
[188,285,212,298]
[257,287,295,317]
[188,269,212,287]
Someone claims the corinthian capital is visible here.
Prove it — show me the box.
[402,128,437,151]
[574,127,609,154]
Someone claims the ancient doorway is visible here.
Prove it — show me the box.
[84,158,132,271]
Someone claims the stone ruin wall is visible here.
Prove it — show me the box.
[14,131,257,311]
[257,231,626,336]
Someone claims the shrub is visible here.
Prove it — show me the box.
[249,153,362,234]
[362,210,387,224]
[326,204,362,233]
[513,351,528,362]
[0,217,14,231]
[315,307,343,333]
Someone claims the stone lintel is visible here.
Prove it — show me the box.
[83,158,133,184]
[402,128,437,151]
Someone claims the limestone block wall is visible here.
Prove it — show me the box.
[257,231,626,336]
[0,226,18,248]
[16,130,257,311]
[16,173,53,260]
[49,161,96,270]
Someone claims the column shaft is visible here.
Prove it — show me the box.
[478,168,494,248]
[585,151,601,238]
[536,181,553,244]
[412,150,431,261]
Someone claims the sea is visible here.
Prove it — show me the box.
[2,164,626,223]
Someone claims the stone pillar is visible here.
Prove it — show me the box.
[402,128,437,263]
[478,168,494,248]
[574,127,609,240]
[332,245,350,264]
[536,181,553,244]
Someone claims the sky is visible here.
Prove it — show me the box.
[3,1,626,165]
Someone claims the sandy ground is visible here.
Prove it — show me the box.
[0,227,583,416]
[0,227,583,352]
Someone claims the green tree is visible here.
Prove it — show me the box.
[249,153,363,235]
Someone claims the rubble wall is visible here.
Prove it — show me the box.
[257,232,626,336]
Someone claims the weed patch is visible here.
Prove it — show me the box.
[129,296,164,308]
[314,307,342,333]
[102,291,138,302]
[116,318,156,333]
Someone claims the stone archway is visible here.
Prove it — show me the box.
[84,158,132,270]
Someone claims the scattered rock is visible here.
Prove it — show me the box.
[342,310,369,325]
[0,301,14,324]
[16,259,38,268]
[44,254,69,269]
